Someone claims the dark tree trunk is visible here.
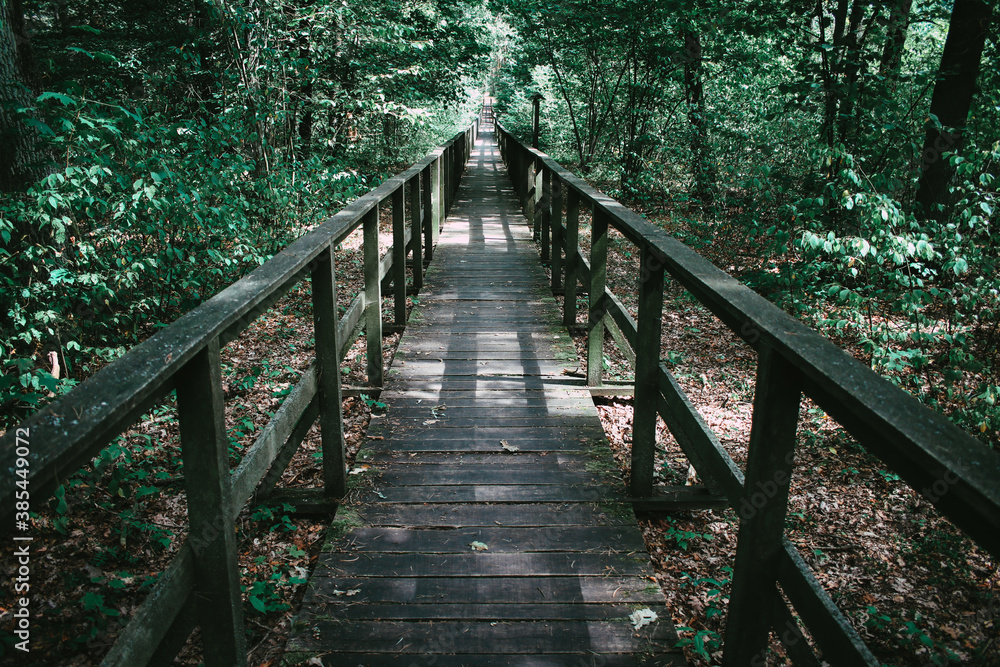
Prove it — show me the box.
[914,0,991,221]
[879,0,913,82]
[0,0,43,192]
[682,27,714,204]
[837,0,874,145]
[820,0,851,148]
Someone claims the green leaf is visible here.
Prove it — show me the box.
[37,91,76,106]
[249,594,266,613]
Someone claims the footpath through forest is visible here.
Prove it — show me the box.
[282,127,688,664]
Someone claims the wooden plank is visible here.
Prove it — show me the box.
[298,574,663,604]
[372,465,601,485]
[356,484,614,504]
[323,526,647,553]
[778,540,879,665]
[303,602,659,622]
[279,653,659,667]
[286,619,676,655]
[316,552,650,579]
[353,502,635,527]
[230,364,317,507]
[294,575,663,613]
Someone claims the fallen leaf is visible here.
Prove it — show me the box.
[500,440,519,453]
[629,608,658,629]
[470,541,489,551]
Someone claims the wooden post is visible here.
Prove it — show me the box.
[541,167,551,263]
[432,155,442,246]
[363,208,383,387]
[551,177,563,290]
[587,208,608,387]
[630,245,664,497]
[410,173,423,292]
[444,144,453,214]
[175,339,246,667]
[723,346,802,666]
[563,189,580,327]
[525,155,535,232]
[532,94,541,148]
[311,246,347,498]
[533,166,542,242]
[422,164,433,261]
[391,187,406,326]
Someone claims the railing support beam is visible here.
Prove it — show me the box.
[723,346,802,665]
[587,209,608,387]
[312,246,347,498]
[564,189,580,327]
[392,187,407,326]
[631,246,664,497]
[175,338,246,667]
[363,208,384,387]
[410,173,424,291]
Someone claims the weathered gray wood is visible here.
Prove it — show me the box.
[551,176,563,290]
[540,166,551,262]
[629,485,730,512]
[146,595,196,667]
[422,164,434,261]
[253,397,319,503]
[336,288,365,362]
[771,596,823,667]
[658,364,738,498]
[432,154,442,246]
[174,339,246,667]
[778,540,879,665]
[409,174,423,291]
[313,247,348,498]
[231,364,317,506]
[391,187,407,325]
[363,208,384,387]
[724,347,802,666]
[587,209,608,387]
[264,487,338,515]
[100,545,194,667]
[563,189,580,327]
[286,127,682,665]
[631,247,664,497]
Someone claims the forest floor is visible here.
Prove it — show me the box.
[2,200,997,667]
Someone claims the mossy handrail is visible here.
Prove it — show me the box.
[497,121,1000,666]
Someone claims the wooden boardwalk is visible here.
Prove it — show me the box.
[284,128,687,666]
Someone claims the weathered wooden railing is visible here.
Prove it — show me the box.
[497,123,1000,666]
[0,120,478,666]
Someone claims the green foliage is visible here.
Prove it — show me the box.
[1,0,490,431]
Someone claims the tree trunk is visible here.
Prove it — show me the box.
[879,0,913,82]
[914,0,991,221]
[837,0,874,145]
[0,0,42,192]
[682,27,714,204]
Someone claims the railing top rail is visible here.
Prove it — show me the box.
[497,123,1000,560]
[0,126,472,515]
